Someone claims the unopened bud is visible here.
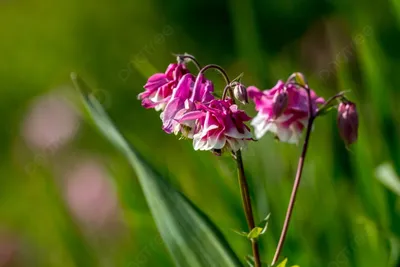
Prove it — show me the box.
[176,52,195,64]
[272,89,289,119]
[233,83,248,104]
[287,72,308,87]
[337,101,358,145]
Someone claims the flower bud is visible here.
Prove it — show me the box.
[287,72,308,87]
[233,82,248,104]
[271,89,289,119]
[176,52,195,64]
[337,101,358,145]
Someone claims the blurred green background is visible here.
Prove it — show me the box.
[1,0,400,266]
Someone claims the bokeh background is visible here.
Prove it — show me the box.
[1,0,400,266]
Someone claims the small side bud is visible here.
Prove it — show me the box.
[287,72,308,87]
[337,101,358,146]
[233,82,248,104]
[176,52,195,64]
[272,89,289,119]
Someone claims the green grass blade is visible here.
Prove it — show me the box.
[72,73,243,267]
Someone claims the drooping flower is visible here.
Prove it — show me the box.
[161,73,214,137]
[337,101,358,145]
[179,99,252,152]
[248,80,325,143]
[138,63,189,111]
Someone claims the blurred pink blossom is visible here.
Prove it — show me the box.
[0,233,19,267]
[63,160,120,230]
[22,94,80,152]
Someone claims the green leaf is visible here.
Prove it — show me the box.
[247,227,263,239]
[233,214,270,241]
[274,258,299,267]
[277,258,288,267]
[247,214,271,240]
[72,73,243,267]
[232,229,249,237]
[258,213,271,236]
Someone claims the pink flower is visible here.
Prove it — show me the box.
[161,73,214,136]
[138,63,188,111]
[337,101,358,145]
[248,80,324,143]
[179,99,252,152]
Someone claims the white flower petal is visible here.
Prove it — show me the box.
[251,113,267,127]
[227,138,247,152]
[212,134,226,150]
[205,134,219,150]
[274,113,293,123]
[287,124,303,144]
[193,135,206,150]
[275,126,292,142]
[251,113,271,139]
[254,121,273,139]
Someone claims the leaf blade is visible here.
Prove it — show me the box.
[72,73,242,267]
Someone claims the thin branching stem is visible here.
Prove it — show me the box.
[271,83,315,266]
[315,91,348,117]
[199,64,235,99]
[199,64,230,86]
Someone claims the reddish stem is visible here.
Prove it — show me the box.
[271,84,314,266]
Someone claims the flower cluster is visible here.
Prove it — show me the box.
[138,55,359,151]
[138,56,252,154]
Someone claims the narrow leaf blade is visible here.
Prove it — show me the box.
[72,73,242,267]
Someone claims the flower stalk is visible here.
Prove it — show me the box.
[236,150,261,267]
[214,67,261,267]
[271,83,314,266]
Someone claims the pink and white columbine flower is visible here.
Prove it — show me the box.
[161,73,214,136]
[138,63,188,111]
[248,80,325,143]
[179,99,252,152]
